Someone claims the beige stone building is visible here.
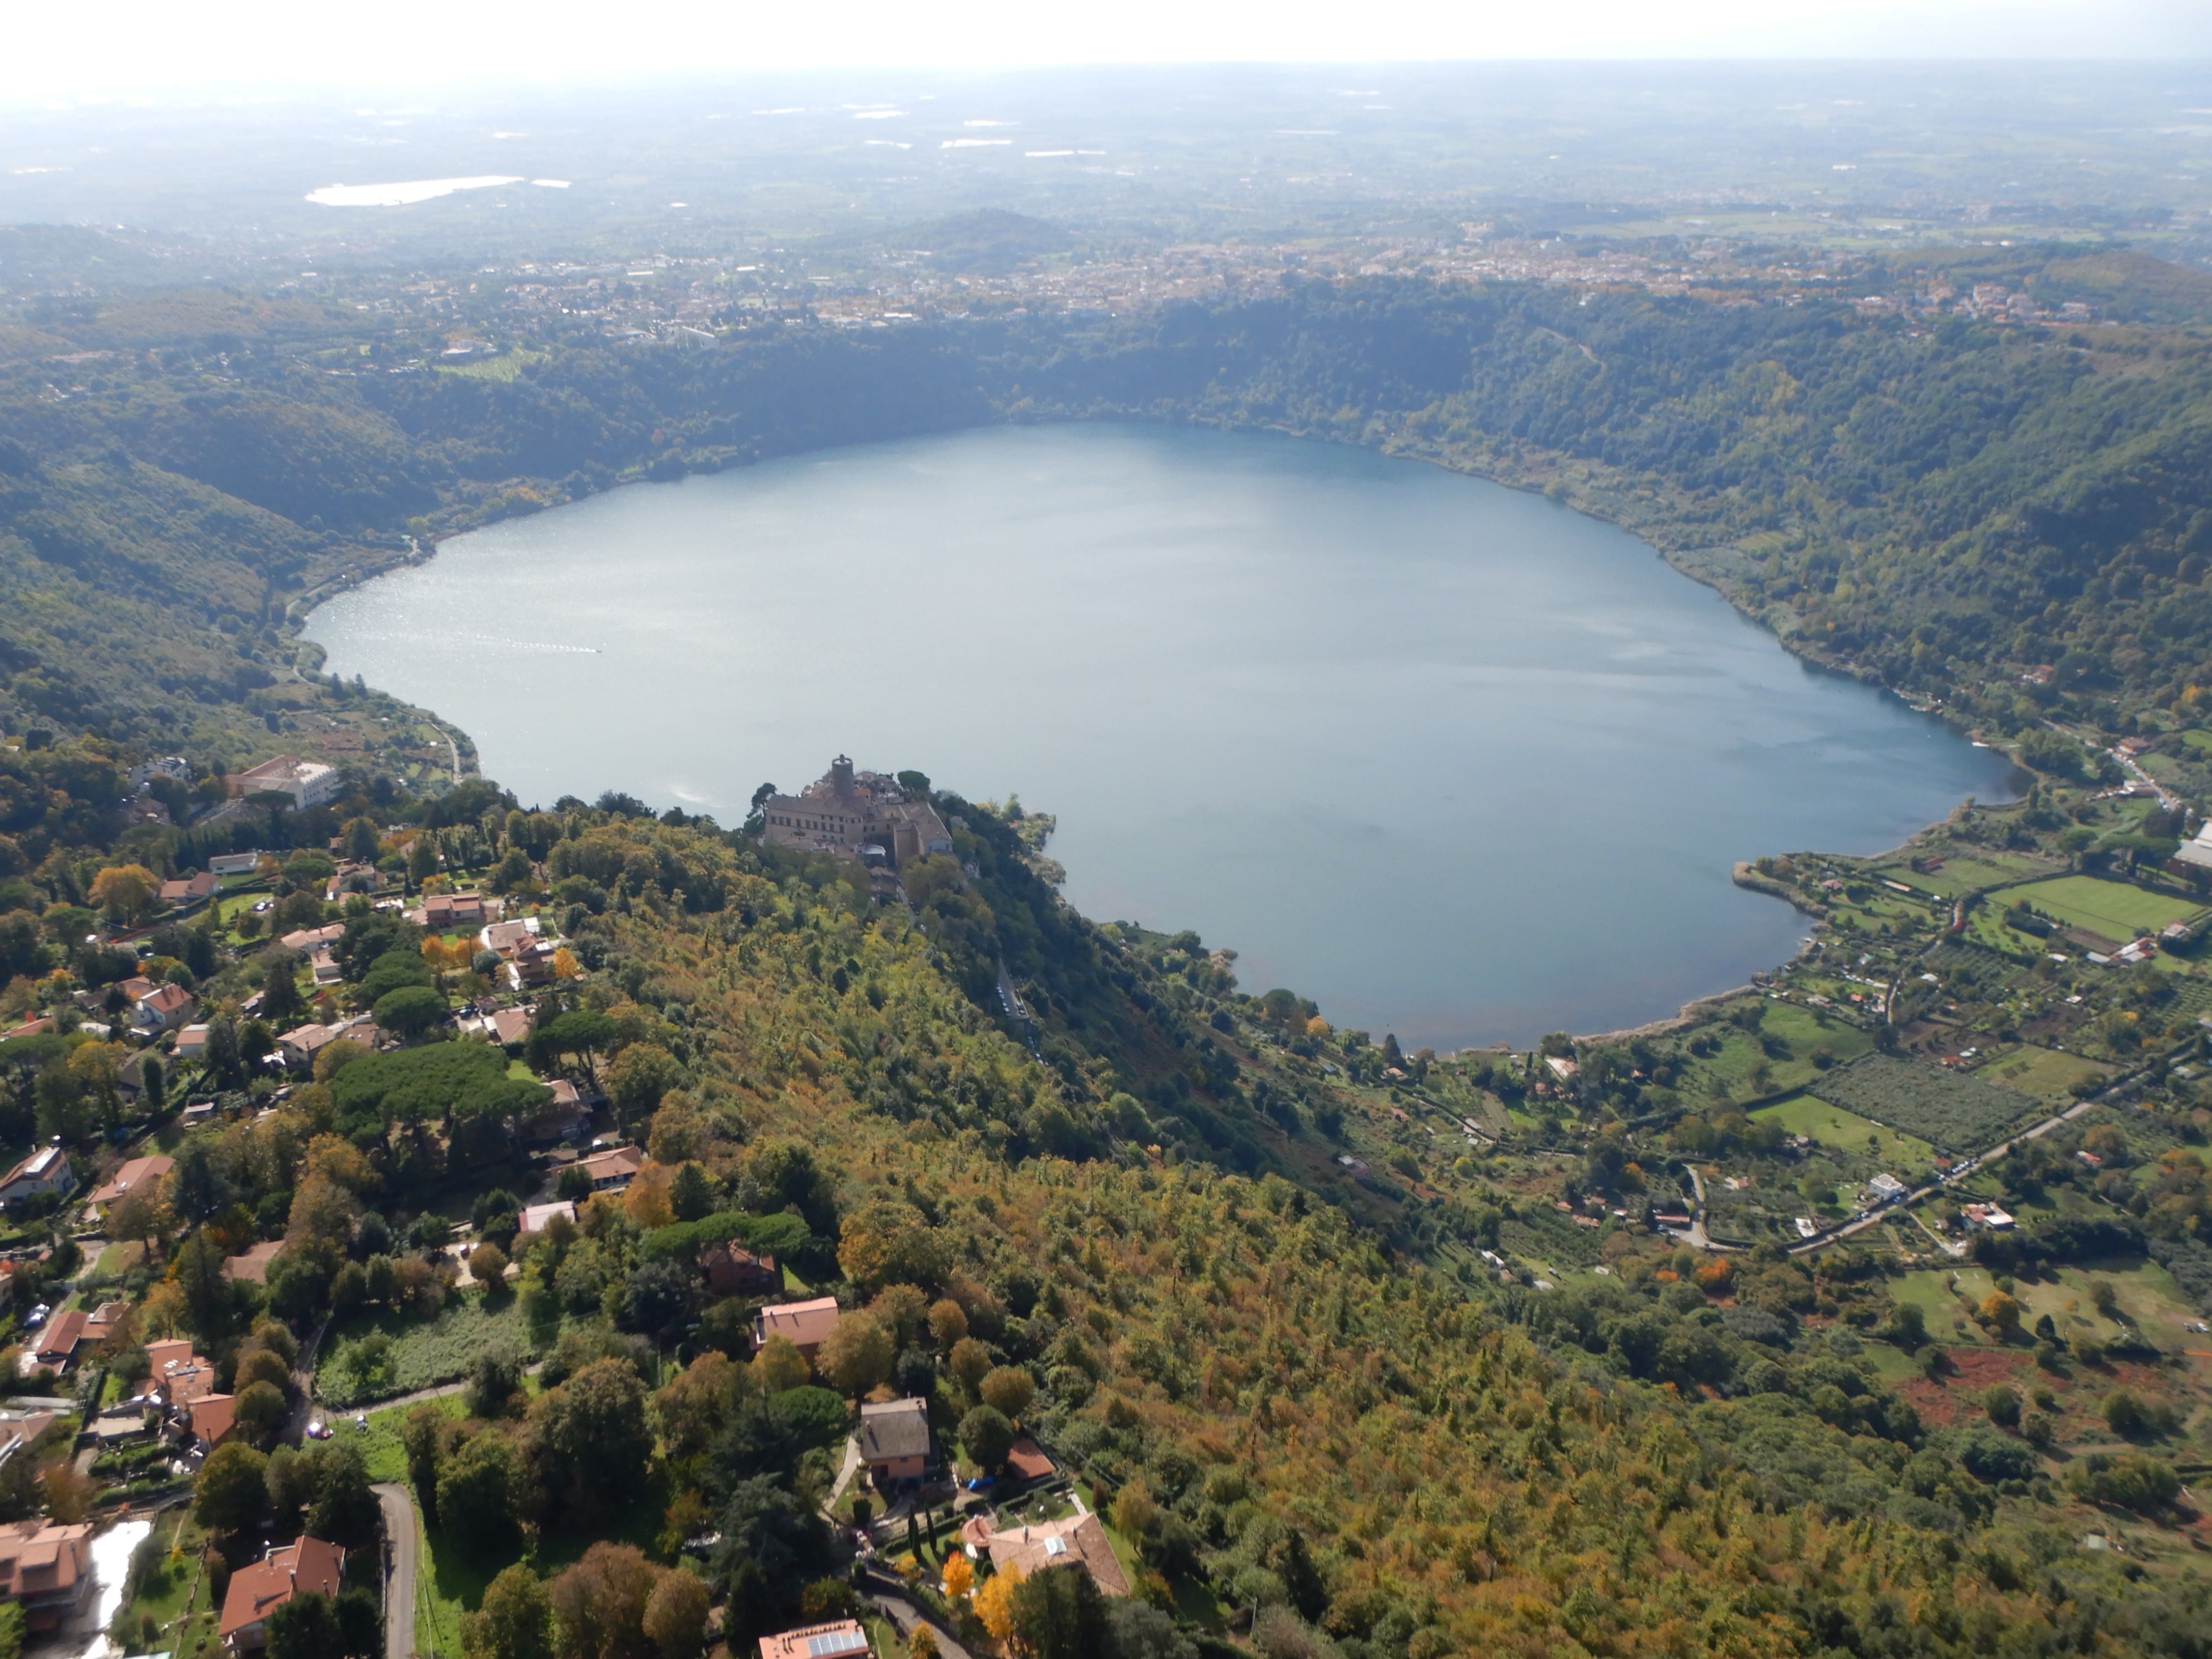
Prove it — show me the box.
[759,757,953,867]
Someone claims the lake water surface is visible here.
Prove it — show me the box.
[306,423,2018,1047]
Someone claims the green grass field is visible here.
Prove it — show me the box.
[2005,875,2204,939]
[1875,854,2051,898]
[1687,1002,1876,1101]
[1974,1044,2111,1101]
[317,1289,551,1406]
[1750,1094,1939,1175]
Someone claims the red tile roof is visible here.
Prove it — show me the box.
[219,1537,344,1639]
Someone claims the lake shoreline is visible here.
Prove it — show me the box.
[299,413,2026,1053]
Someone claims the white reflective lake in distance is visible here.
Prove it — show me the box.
[306,422,2019,1048]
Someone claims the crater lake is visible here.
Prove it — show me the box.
[305,422,2020,1048]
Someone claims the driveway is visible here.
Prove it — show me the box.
[373,1482,418,1659]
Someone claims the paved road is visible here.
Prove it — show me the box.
[373,1482,418,1659]
[858,1569,972,1659]
[1790,1084,2115,1257]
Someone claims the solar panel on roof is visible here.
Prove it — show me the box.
[1044,1536,1068,1557]
[806,1633,868,1659]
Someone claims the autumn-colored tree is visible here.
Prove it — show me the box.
[980,1367,1035,1422]
[548,1541,663,1659]
[869,1284,929,1348]
[470,1242,511,1292]
[655,1352,742,1462]
[89,864,158,924]
[752,1335,809,1394]
[836,1200,948,1294]
[40,1462,93,1524]
[942,1552,974,1600]
[819,1313,895,1398]
[974,1568,1023,1645]
[949,1338,992,1397]
[909,1627,941,1659]
[641,1569,711,1659]
[622,1163,676,1230]
[552,946,582,980]
[1982,1291,2021,1333]
[460,1563,554,1659]
[927,1298,968,1349]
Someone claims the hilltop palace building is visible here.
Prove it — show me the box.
[760,757,954,868]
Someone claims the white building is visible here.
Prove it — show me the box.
[230,756,341,810]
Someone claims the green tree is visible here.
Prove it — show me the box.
[960,1406,1014,1474]
[461,1564,555,1659]
[438,1431,522,1556]
[529,1358,652,1521]
[373,984,447,1039]
[193,1441,269,1537]
[607,1043,684,1128]
[1010,1564,1111,1659]
[174,1228,236,1341]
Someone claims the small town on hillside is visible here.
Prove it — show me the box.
[0,746,1144,1659]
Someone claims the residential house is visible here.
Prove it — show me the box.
[478,917,541,957]
[857,1397,932,1485]
[1866,1172,1909,1203]
[982,1513,1130,1598]
[758,1622,871,1659]
[229,755,341,810]
[1961,1203,2016,1230]
[506,938,560,991]
[0,1519,95,1633]
[309,949,343,987]
[208,852,263,877]
[81,1300,129,1347]
[701,1240,779,1297]
[219,1537,345,1653]
[159,870,219,909]
[25,1310,86,1376]
[131,983,196,1038]
[0,1146,72,1208]
[277,923,346,954]
[223,1241,287,1284]
[324,862,381,902]
[423,891,492,930]
[185,1393,239,1454]
[521,1078,589,1145]
[519,1200,576,1235]
[489,1007,532,1045]
[0,1412,56,1467]
[754,1296,841,1359]
[140,1338,222,1413]
[176,1023,212,1061]
[578,1145,644,1192]
[85,1153,173,1219]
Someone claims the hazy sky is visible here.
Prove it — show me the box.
[5,0,2209,100]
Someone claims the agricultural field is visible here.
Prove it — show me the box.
[2004,875,2205,941]
[1749,1093,1940,1176]
[1816,1052,2045,1152]
[1973,1043,2112,1100]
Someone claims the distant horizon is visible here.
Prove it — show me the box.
[5,0,2212,103]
